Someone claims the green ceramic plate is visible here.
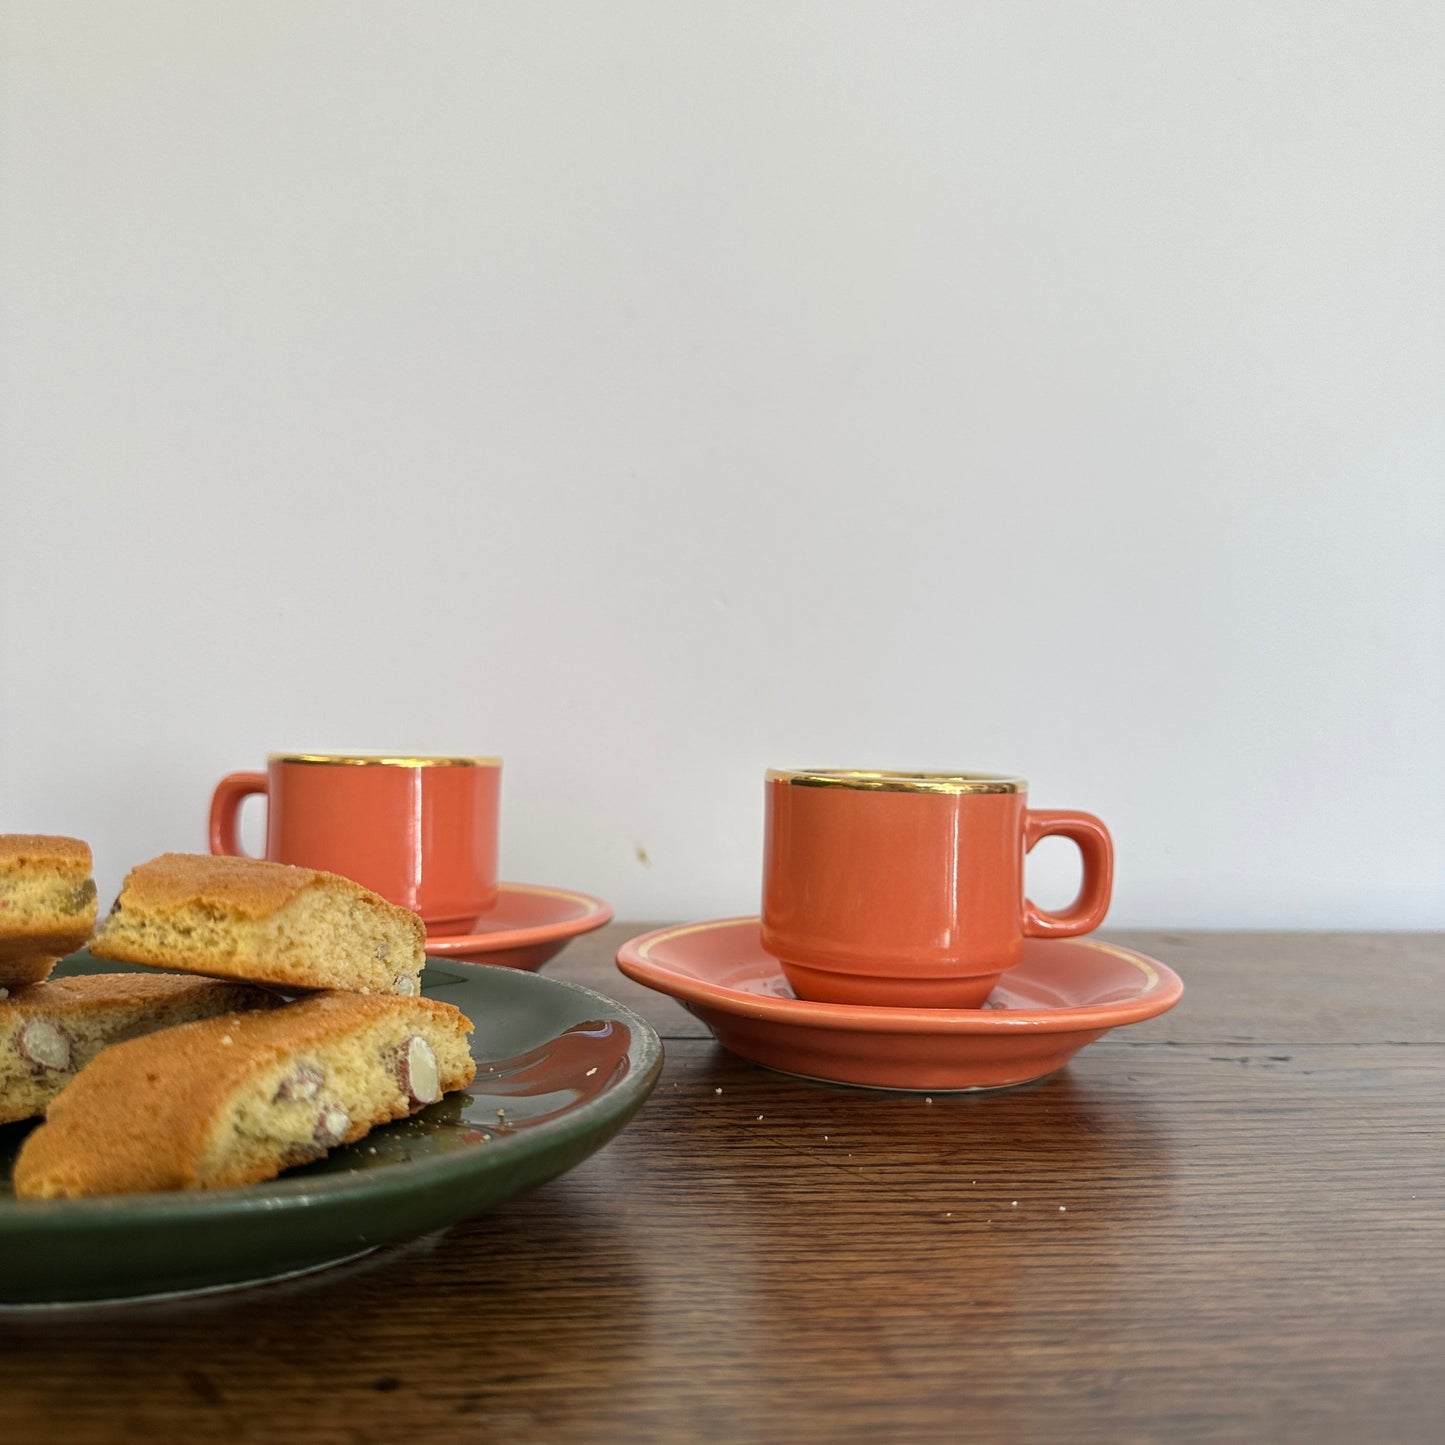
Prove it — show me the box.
[0,953,663,1305]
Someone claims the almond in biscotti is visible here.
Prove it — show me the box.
[89,853,426,996]
[12,991,476,1198]
[0,972,281,1125]
[0,835,100,990]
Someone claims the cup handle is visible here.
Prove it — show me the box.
[1021,810,1114,938]
[209,772,268,857]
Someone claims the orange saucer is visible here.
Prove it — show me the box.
[616,918,1183,1091]
[424,883,612,971]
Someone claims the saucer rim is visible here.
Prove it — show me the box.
[616,916,1183,1036]
[423,882,613,955]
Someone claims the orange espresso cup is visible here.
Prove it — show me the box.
[209,753,502,934]
[761,770,1114,1009]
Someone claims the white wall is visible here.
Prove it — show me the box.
[2,2,1441,930]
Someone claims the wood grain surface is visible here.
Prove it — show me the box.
[1,927,1441,1444]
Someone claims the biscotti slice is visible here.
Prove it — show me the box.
[90,852,426,996]
[13,992,475,1197]
[0,973,281,1125]
[0,835,99,990]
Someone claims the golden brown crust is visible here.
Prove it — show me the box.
[0,934,93,975]
[0,835,93,868]
[2,972,275,1014]
[105,852,353,918]
[90,853,426,994]
[0,955,60,990]
[0,835,98,984]
[0,973,282,1126]
[13,993,475,1197]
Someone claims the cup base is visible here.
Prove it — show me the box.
[776,959,1002,1011]
[416,895,500,937]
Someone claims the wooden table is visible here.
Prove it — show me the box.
[2,928,1441,1443]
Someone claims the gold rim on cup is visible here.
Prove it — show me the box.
[271,754,502,768]
[766,769,1028,795]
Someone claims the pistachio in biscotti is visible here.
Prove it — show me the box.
[313,1104,351,1147]
[17,1018,72,1072]
[395,1034,441,1105]
[273,1062,324,1103]
[64,880,98,916]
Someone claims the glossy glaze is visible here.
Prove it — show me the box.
[209,755,501,931]
[617,917,1181,1091]
[762,770,1113,1008]
[472,1020,633,1127]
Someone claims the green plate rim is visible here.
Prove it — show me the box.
[0,960,663,1238]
